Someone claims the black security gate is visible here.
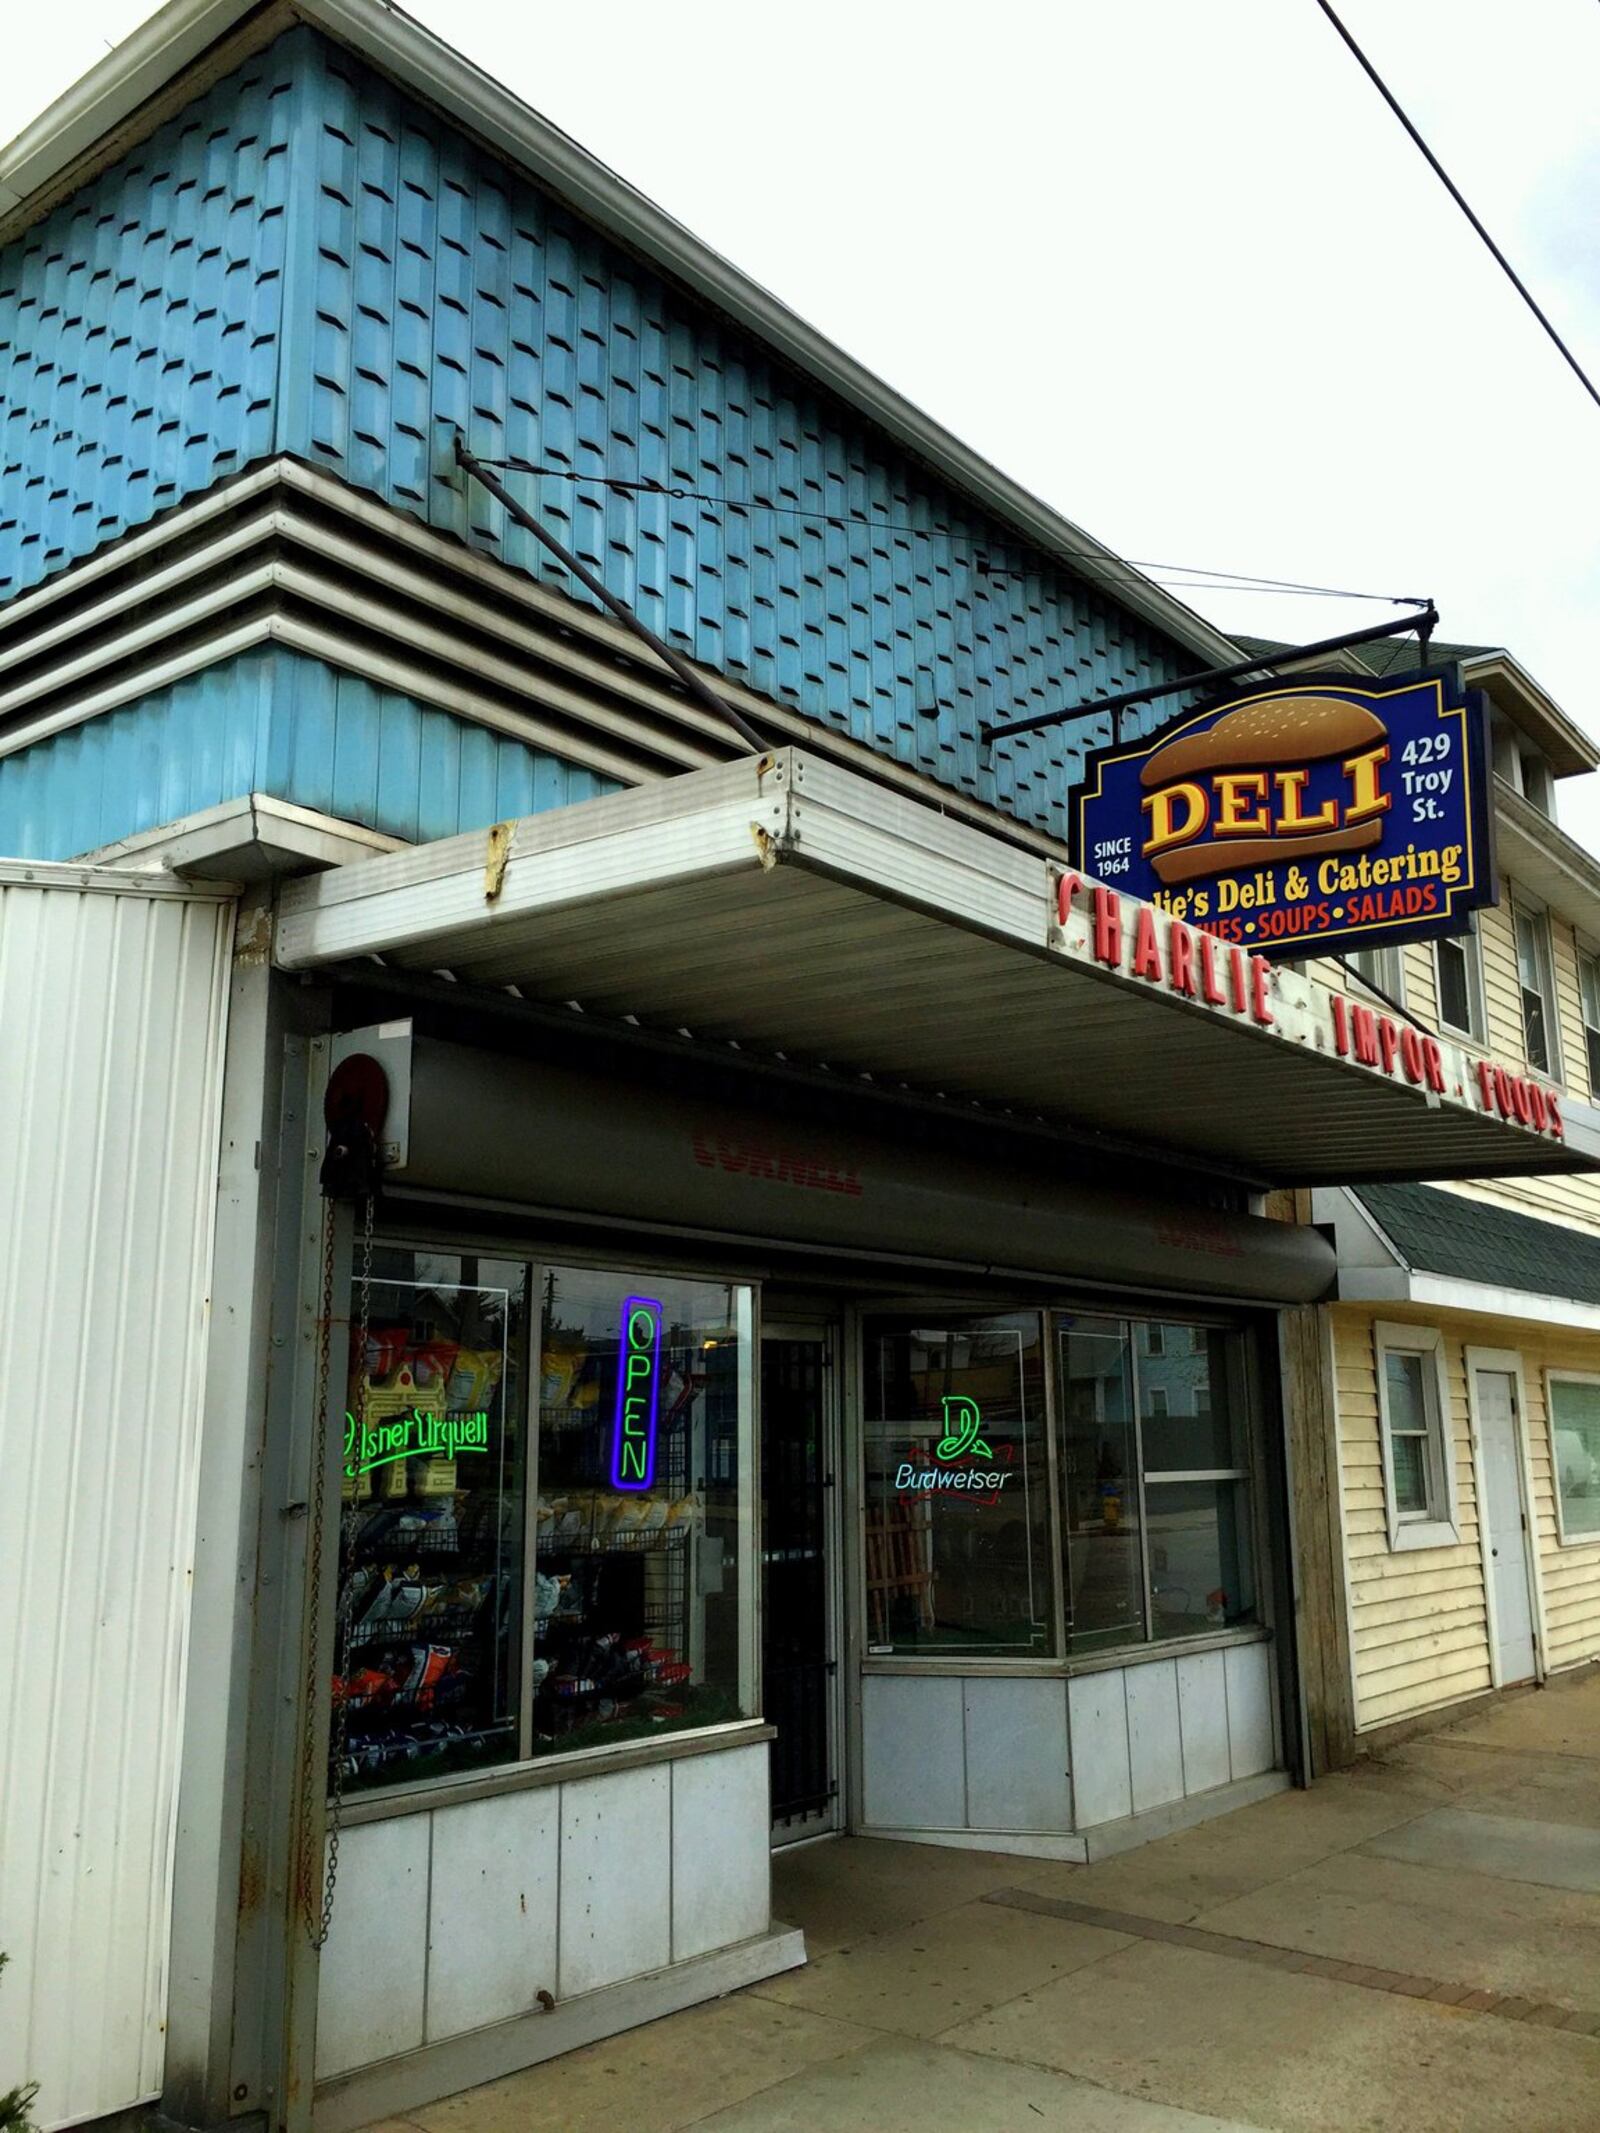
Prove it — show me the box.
[761,1335,836,1834]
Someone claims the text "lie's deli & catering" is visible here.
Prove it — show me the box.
[1072,673,1494,962]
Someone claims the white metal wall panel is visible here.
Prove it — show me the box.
[0,869,232,2129]
[317,1740,773,2083]
[962,1679,1072,1833]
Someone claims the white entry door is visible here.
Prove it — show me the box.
[1474,1367,1537,1685]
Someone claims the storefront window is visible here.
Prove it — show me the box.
[330,1247,753,1797]
[534,1267,753,1752]
[1059,1314,1256,1653]
[335,1251,527,1792]
[1059,1316,1145,1650]
[863,1315,1052,1656]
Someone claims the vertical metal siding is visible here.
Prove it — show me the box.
[0,646,622,859]
[0,873,233,2128]
[0,39,305,601]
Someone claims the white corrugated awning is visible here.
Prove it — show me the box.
[274,751,1600,1187]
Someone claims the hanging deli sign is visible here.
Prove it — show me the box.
[1072,671,1494,960]
[1050,871,1566,1144]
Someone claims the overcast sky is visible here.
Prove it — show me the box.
[6,1,1599,834]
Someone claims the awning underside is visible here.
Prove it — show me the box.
[275,752,1600,1189]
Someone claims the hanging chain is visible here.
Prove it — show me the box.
[300,1189,374,1948]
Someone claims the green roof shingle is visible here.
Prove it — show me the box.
[1356,1182,1600,1308]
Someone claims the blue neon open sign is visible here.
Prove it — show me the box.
[612,1295,663,1490]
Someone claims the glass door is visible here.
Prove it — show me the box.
[761,1328,840,1841]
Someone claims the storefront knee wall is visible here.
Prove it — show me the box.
[312,1740,794,2127]
[856,1642,1284,1860]
[843,1300,1298,1862]
[1332,1301,1600,1736]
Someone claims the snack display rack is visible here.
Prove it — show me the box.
[530,1413,700,1745]
[333,1302,519,1789]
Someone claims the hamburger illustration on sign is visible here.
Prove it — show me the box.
[1072,669,1494,961]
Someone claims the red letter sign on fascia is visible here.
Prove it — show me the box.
[1250,957,1274,1027]
[1056,872,1082,927]
[1169,919,1197,998]
[1198,931,1227,1007]
[1092,886,1122,968]
[1132,905,1164,982]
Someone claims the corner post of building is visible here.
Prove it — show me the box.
[163,892,286,2125]
[1279,1283,1358,1776]
[224,1019,349,2131]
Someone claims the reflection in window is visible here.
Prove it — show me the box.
[1059,1316,1256,1653]
[1060,1317,1144,1651]
[1384,1350,1435,1516]
[1579,953,1600,1097]
[864,1317,1052,1655]
[1550,1376,1600,1542]
[336,1253,526,1791]
[1436,924,1482,1041]
[1514,904,1557,1076]
[535,1268,752,1754]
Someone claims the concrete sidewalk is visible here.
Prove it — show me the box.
[361,1677,1600,2132]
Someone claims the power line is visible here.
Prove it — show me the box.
[1313,0,1600,415]
[470,454,1427,608]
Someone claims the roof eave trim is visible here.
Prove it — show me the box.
[0,0,1240,674]
[1335,1265,1600,1336]
[1462,650,1597,779]
[0,0,276,214]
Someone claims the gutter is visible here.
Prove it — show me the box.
[1335,1266,1600,1337]
[0,0,1243,676]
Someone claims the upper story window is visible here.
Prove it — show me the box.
[1435,920,1484,1043]
[1345,944,1404,1003]
[1579,950,1600,1097]
[1519,751,1556,819]
[1513,899,1559,1077]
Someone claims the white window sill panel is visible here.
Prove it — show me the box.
[1390,1518,1462,1552]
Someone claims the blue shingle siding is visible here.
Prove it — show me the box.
[0,41,300,595]
[0,646,620,859]
[0,25,1196,845]
[291,37,1190,832]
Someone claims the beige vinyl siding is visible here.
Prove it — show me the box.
[1472,902,1600,1231]
[1312,888,1600,1236]
[1436,1170,1600,1238]
[1400,937,1440,1029]
[1334,1308,1491,1730]
[1335,1303,1600,1733]
[1477,894,1527,1064]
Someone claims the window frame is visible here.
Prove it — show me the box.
[1576,945,1600,1101]
[1344,943,1405,1007]
[1059,1309,1260,1658]
[1545,1368,1600,1549]
[1374,1322,1460,1551]
[1511,894,1561,1081]
[1434,917,1486,1045]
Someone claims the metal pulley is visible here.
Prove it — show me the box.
[320,1051,390,1200]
